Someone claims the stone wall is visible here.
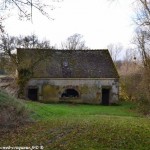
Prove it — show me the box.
[25,78,119,104]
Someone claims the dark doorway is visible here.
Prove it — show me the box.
[28,88,38,101]
[61,89,79,98]
[102,89,110,105]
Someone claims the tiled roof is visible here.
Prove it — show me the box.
[17,49,119,78]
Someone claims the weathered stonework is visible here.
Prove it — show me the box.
[26,78,119,104]
[18,49,119,105]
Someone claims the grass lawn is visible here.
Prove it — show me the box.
[0,94,150,150]
[26,101,138,120]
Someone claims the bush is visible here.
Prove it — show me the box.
[119,74,141,102]
[136,89,150,115]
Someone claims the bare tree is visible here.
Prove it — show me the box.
[129,0,150,113]
[61,33,88,50]
[0,33,52,74]
[0,0,57,20]
[134,0,150,69]
[0,33,52,53]
[107,43,123,61]
[135,30,150,68]
[109,0,150,113]
[0,0,63,32]
[17,34,52,49]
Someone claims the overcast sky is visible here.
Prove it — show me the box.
[3,0,135,49]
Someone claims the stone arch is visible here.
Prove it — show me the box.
[61,88,79,98]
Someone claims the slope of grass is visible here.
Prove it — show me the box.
[0,91,30,127]
[1,116,150,150]
[0,92,150,150]
[0,90,21,106]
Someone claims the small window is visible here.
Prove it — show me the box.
[63,61,68,67]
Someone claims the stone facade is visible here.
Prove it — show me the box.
[26,78,119,104]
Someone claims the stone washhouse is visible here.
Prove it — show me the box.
[17,49,119,105]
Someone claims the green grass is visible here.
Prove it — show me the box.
[0,90,21,106]
[0,90,29,113]
[0,92,150,150]
[1,115,150,150]
[26,101,138,120]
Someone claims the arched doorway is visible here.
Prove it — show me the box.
[61,88,79,98]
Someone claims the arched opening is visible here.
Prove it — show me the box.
[61,88,79,98]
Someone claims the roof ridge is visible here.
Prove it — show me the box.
[17,48,108,51]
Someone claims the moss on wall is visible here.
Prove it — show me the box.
[80,85,89,94]
[96,91,101,101]
[18,68,32,98]
[42,84,59,101]
[78,85,101,104]
[26,78,118,104]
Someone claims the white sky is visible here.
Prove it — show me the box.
[3,0,135,49]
